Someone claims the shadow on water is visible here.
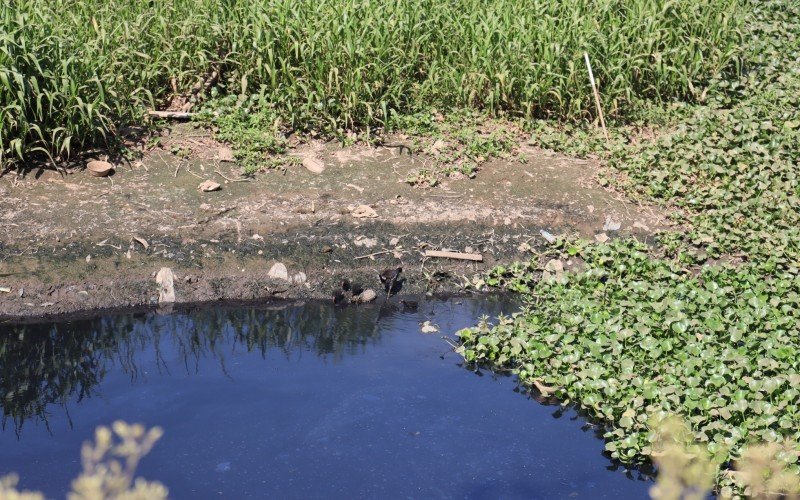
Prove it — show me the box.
[1,301,387,432]
[0,298,507,434]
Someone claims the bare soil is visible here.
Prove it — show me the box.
[0,123,668,321]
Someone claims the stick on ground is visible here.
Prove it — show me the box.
[584,52,609,144]
[424,250,483,261]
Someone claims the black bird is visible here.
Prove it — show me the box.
[379,266,403,299]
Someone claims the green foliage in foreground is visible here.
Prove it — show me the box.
[1,0,743,167]
[0,422,166,499]
[458,0,800,494]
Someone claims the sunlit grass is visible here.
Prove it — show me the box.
[1,0,743,168]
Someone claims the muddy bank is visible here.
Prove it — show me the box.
[0,124,667,320]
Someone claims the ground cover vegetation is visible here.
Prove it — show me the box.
[458,0,800,496]
[1,0,742,169]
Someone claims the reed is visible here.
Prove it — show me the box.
[0,0,743,167]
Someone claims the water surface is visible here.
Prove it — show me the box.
[0,297,651,499]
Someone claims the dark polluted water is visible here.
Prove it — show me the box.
[0,297,651,499]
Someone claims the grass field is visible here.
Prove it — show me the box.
[1,0,742,168]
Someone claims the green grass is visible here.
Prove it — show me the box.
[458,1,800,495]
[1,0,743,169]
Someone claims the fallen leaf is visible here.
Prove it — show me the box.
[594,232,609,243]
[532,380,557,396]
[133,236,150,250]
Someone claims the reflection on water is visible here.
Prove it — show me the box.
[0,299,504,433]
[0,296,650,500]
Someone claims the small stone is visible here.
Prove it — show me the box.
[217,147,235,162]
[389,237,400,246]
[198,180,221,192]
[321,245,333,253]
[77,291,90,301]
[267,262,290,281]
[351,205,378,218]
[354,236,378,248]
[302,157,325,174]
[156,267,176,303]
[292,272,307,284]
[85,255,92,263]
[594,233,610,243]
[353,289,377,304]
[603,216,622,231]
[543,259,565,283]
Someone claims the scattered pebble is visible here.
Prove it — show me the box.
[267,262,289,281]
[603,216,622,231]
[156,267,176,303]
[351,205,378,218]
[353,289,377,303]
[543,259,564,283]
[354,236,378,248]
[198,180,221,192]
[302,157,325,174]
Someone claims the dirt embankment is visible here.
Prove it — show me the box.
[0,124,666,321]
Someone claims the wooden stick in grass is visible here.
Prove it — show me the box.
[148,110,194,120]
[424,250,483,261]
[583,52,609,144]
